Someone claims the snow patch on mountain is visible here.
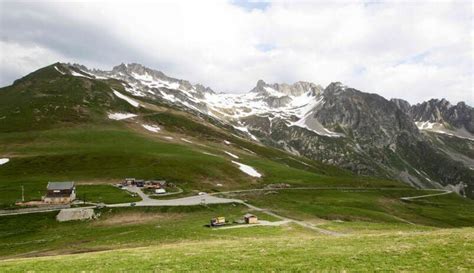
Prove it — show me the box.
[70,70,94,79]
[142,124,161,132]
[113,90,140,107]
[416,121,474,140]
[54,66,66,75]
[416,121,438,130]
[0,158,9,165]
[224,151,239,159]
[232,161,262,177]
[289,97,342,138]
[233,125,258,141]
[108,112,137,120]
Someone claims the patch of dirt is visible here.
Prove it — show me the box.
[93,212,183,227]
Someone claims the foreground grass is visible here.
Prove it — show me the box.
[0,204,282,259]
[1,227,472,272]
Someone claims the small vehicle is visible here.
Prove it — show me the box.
[130,202,136,207]
[198,192,207,196]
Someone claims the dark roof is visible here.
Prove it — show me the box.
[47,182,75,190]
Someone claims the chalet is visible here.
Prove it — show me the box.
[134,180,145,187]
[244,213,258,224]
[145,180,167,189]
[123,178,136,186]
[43,182,76,204]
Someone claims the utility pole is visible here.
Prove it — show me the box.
[21,185,24,202]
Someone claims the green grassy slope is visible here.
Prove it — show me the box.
[0,64,146,132]
[232,189,474,228]
[1,226,472,272]
[0,64,403,208]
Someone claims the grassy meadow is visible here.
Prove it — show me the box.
[229,189,474,228]
[1,226,472,272]
[0,204,281,259]
[0,123,403,208]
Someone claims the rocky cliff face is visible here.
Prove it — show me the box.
[316,83,420,147]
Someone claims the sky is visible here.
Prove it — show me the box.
[0,0,472,105]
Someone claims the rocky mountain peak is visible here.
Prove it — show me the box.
[391,98,412,114]
[324,82,347,95]
[411,98,473,133]
[250,79,322,97]
[111,63,168,80]
[256,79,266,88]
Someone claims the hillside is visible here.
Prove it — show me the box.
[0,63,402,208]
[0,63,473,271]
[67,62,474,197]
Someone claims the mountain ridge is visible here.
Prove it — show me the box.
[2,62,473,198]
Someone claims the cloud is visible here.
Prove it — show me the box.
[0,0,472,105]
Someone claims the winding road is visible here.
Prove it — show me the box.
[0,186,455,236]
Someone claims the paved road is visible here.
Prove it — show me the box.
[0,205,72,216]
[108,187,243,207]
[211,187,414,196]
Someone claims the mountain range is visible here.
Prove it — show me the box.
[2,62,473,198]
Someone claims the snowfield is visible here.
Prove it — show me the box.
[113,90,140,107]
[0,158,9,165]
[108,113,137,120]
[142,124,161,132]
[415,121,474,140]
[232,161,262,177]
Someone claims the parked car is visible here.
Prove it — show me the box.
[198,192,207,196]
[130,202,136,207]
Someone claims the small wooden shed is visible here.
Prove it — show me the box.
[244,213,258,224]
